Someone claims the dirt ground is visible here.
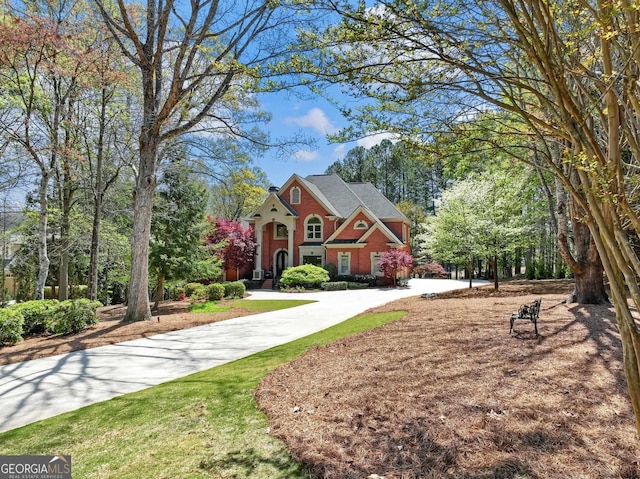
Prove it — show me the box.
[0,300,259,366]
[255,280,640,479]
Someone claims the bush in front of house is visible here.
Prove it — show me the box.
[323,263,338,281]
[223,281,246,298]
[0,309,24,345]
[321,281,348,291]
[207,283,225,301]
[347,282,369,290]
[10,300,59,335]
[51,299,102,336]
[280,264,330,289]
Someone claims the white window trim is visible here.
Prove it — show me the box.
[354,220,368,230]
[304,215,323,241]
[338,252,351,276]
[371,252,383,276]
[290,187,301,204]
[274,222,288,240]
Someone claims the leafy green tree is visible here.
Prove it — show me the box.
[209,166,269,220]
[93,0,315,322]
[149,163,221,310]
[423,174,531,289]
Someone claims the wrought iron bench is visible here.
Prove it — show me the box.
[509,298,542,336]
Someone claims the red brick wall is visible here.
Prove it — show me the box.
[279,180,333,264]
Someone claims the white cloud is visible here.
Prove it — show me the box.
[332,144,347,158]
[284,108,338,135]
[293,149,319,162]
[356,131,399,149]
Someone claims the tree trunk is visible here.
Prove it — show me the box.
[123,140,157,322]
[88,195,102,302]
[492,255,499,290]
[153,272,164,311]
[35,172,50,300]
[58,168,72,301]
[88,88,109,302]
[557,175,608,304]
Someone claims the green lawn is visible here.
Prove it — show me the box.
[189,298,316,314]
[0,310,407,478]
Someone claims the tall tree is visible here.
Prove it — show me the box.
[93,0,312,321]
[423,174,530,289]
[150,160,219,309]
[303,0,640,432]
[0,13,79,299]
[209,166,269,220]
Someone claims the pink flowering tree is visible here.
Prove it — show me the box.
[204,217,257,278]
[378,250,414,286]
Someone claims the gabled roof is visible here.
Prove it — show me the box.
[299,174,406,220]
[325,205,404,246]
[247,192,298,219]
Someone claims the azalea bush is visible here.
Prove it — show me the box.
[279,264,330,289]
[0,309,24,345]
[223,281,246,298]
[207,283,225,301]
[52,300,102,336]
[11,300,59,335]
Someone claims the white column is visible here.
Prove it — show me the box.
[287,219,295,267]
[253,223,263,279]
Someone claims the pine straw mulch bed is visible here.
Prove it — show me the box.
[0,300,258,366]
[255,280,640,479]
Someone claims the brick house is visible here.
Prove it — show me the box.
[248,174,410,281]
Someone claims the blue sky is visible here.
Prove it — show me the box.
[256,91,393,187]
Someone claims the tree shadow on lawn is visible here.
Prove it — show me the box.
[256,292,640,478]
[199,447,308,478]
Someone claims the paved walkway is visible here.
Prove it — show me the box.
[0,279,482,433]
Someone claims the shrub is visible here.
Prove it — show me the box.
[279,264,330,289]
[0,309,24,345]
[224,281,246,298]
[52,299,101,336]
[413,262,448,279]
[185,282,206,297]
[10,300,59,335]
[70,285,89,299]
[171,287,186,301]
[347,281,369,290]
[321,281,348,291]
[207,283,225,301]
[323,263,338,281]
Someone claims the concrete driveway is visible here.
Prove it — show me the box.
[0,278,482,433]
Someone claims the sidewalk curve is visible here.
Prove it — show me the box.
[0,279,483,433]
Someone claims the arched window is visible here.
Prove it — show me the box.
[354,220,368,229]
[305,216,323,240]
[290,187,301,204]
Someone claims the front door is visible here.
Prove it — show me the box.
[275,250,288,276]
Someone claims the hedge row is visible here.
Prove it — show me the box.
[0,299,102,346]
[178,281,247,301]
